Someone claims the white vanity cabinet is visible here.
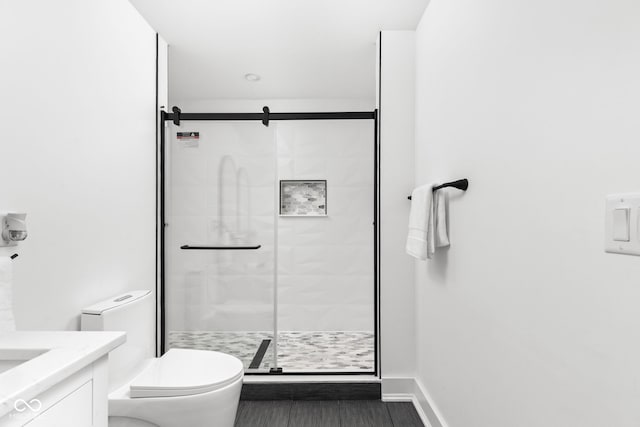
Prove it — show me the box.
[2,356,107,427]
[0,332,124,427]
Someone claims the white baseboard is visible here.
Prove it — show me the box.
[381,377,448,427]
[381,377,415,396]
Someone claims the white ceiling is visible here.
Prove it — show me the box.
[129,0,429,101]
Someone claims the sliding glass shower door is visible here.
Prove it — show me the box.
[162,112,376,374]
[164,121,277,372]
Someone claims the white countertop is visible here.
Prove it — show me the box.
[0,331,125,418]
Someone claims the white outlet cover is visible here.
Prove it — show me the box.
[605,193,640,256]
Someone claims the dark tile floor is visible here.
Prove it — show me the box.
[235,400,424,427]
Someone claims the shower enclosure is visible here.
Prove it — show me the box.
[160,108,378,374]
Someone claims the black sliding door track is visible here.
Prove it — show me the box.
[165,111,375,123]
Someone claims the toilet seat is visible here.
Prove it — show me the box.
[129,348,244,398]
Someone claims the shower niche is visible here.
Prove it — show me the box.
[279,180,327,217]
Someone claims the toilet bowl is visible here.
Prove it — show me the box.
[81,290,243,427]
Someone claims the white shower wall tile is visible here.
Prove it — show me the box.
[276,275,329,301]
[291,134,327,159]
[238,131,275,158]
[278,303,374,331]
[291,246,329,275]
[329,276,374,300]
[171,213,209,234]
[327,158,373,186]
[170,215,208,244]
[203,187,220,217]
[328,245,373,276]
[235,157,276,186]
[277,246,295,276]
[340,127,374,159]
[325,217,373,245]
[278,157,294,177]
[293,244,330,265]
[207,250,274,276]
[201,304,273,331]
[277,224,296,246]
[278,275,372,306]
[329,186,373,216]
[250,214,276,230]
[166,305,186,330]
[170,146,207,186]
[168,119,373,333]
[249,186,276,217]
[167,251,207,275]
[292,158,328,179]
[171,186,208,216]
[204,155,229,188]
[292,217,330,236]
[317,135,344,158]
[278,224,328,247]
[277,133,294,157]
[206,275,273,305]
[248,231,276,253]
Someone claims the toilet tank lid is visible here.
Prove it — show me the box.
[82,290,151,315]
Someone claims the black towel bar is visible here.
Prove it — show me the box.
[408,178,469,200]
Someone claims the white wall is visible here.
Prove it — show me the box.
[172,99,374,114]
[165,98,376,332]
[0,0,158,330]
[414,0,640,426]
[377,32,417,380]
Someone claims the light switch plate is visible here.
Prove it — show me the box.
[612,208,630,241]
[605,193,640,256]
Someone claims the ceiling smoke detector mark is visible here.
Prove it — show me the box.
[244,73,261,82]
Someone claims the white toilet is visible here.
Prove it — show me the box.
[81,290,243,427]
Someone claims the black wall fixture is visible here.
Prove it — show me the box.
[407,178,469,200]
[171,106,181,126]
[432,178,469,193]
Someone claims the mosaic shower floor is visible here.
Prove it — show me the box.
[168,331,375,372]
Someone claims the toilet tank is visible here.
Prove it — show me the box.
[81,290,155,391]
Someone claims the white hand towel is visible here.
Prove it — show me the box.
[406,184,450,260]
[406,184,434,260]
[433,189,450,249]
[0,257,15,332]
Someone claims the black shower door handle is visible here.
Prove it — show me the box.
[180,244,261,250]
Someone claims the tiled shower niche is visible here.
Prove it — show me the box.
[279,180,327,216]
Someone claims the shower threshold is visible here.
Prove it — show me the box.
[168,330,374,373]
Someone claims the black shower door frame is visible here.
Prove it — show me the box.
[158,107,380,376]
